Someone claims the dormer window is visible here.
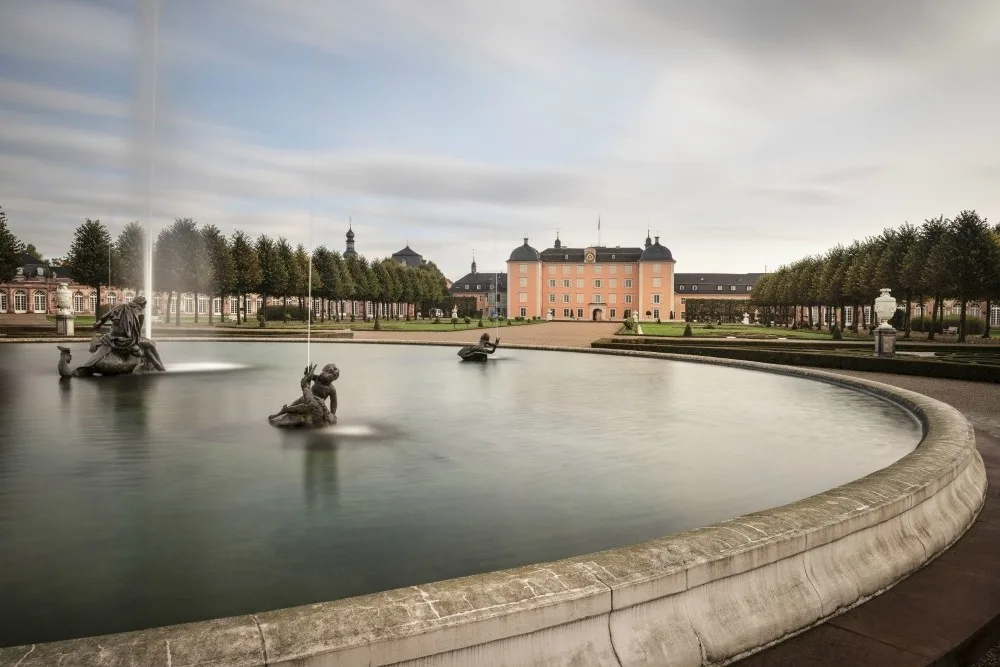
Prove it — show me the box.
[16,267,23,275]
[717,285,723,291]
[679,285,685,291]
[747,286,752,292]
[611,254,615,260]
[464,284,469,290]
[692,285,698,291]
[476,285,480,290]
[731,285,736,291]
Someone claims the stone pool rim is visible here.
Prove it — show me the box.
[0,343,986,667]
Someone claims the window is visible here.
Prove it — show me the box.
[624,265,633,274]
[594,265,602,274]
[653,264,661,274]
[476,284,481,290]
[653,309,660,319]
[731,285,736,291]
[549,279,556,288]
[520,307,527,317]
[592,294,603,303]
[170,297,177,314]
[968,304,981,317]
[609,265,617,275]
[991,305,1000,327]
[624,294,633,304]
[228,296,239,314]
[562,265,570,275]
[652,294,662,304]
[717,285,723,291]
[198,296,208,315]
[548,265,556,275]
[609,278,617,288]
[73,293,84,313]
[863,306,872,327]
[576,293,584,304]
[679,285,685,291]
[747,286,752,292]
[576,265,584,274]
[563,308,572,318]
[519,277,527,287]
[33,290,46,312]
[124,292,135,303]
[14,290,27,313]
[593,279,602,288]
[562,294,571,303]
[519,264,527,274]
[548,294,556,303]
[610,309,617,319]
[89,293,97,313]
[652,277,661,288]
[576,308,584,318]
[213,297,222,315]
[692,285,698,291]
[624,279,633,288]
[182,294,194,314]
[570,278,580,288]
[0,291,6,312]
[107,292,117,307]
[623,309,632,319]
[609,294,617,304]
[519,292,527,303]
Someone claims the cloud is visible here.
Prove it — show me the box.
[1,1,999,281]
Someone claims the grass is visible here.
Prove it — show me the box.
[631,323,850,340]
[211,318,531,332]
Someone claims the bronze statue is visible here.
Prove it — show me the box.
[458,332,500,362]
[57,296,166,377]
[269,362,339,428]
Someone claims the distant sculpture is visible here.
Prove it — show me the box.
[269,363,339,428]
[56,296,166,377]
[458,333,500,362]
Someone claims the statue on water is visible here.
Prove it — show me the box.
[57,296,167,377]
[269,362,339,428]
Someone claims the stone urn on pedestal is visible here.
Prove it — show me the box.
[55,282,74,336]
[873,287,898,357]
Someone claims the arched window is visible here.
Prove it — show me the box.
[73,292,84,313]
[197,295,208,315]
[180,294,193,314]
[212,297,222,315]
[153,295,162,314]
[229,296,239,314]
[33,291,47,313]
[169,295,177,314]
[14,290,28,313]
[124,292,135,303]
[992,305,1000,327]
[107,292,117,306]
[0,291,7,312]
[256,297,263,312]
[89,293,97,313]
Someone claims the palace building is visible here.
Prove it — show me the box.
[449,254,507,318]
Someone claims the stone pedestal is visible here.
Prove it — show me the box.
[874,327,897,357]
[56,314,75,336]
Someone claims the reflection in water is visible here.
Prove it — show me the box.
[0,342,921,648]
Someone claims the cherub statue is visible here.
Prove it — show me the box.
[457,332,500,361]
[268,363,339,428]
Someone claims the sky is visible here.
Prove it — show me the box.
[1,0,999,282]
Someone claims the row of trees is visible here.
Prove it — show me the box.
[750,210,1000,342]
[1,207,454,325]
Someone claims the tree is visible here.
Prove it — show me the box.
[230,231,261,324]
[983,223,1000,338]
[275,237,299,312]
[115,221,146,292]
[67,218,113,317]
[919,216,955,340]
[255,235,288,309]
[0,205,25,283]
[202,225,236,324]
[294,243,320,315]
[23,243,43,262]
[947,210,997,342]
[171,219,209,324]
[346,255,372,320]
[312,246,335,320]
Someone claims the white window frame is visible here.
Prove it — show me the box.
[33,290,47,313]
[14,290,27,313]
[73,293,84,313]
[519,292,527,303]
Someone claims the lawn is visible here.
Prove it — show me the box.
[631,323,853,340]
[212,318,530,332]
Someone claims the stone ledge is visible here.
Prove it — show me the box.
[0,345,984,667]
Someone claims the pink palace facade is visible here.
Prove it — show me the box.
[506,232,676,322]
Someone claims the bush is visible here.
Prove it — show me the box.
[911,314,986,336]
[705,323,715,330]
[477,319,484,328]
[832,325,843,340]
[506,318,511,325]
[259,305,309,321]
[451,317,459,328]
[464,316,471,325]
[256,313,267,328]
[433,317,441,324]
[350,314,356,323]
[683,323,693,337]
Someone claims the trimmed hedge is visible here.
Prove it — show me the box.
[593,339,1000,383]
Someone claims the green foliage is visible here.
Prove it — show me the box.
[682,323,693,337]
[255,235,288,301]
[831,325,842,340]
[23,243,43,261]
[477,319,484,327]
[259,305,310,321]
[451,316,459,328]
[115,221,146,291]
[67,218,112,291]
[0,205,25,283]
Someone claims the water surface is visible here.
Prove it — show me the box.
[0,342,920,646]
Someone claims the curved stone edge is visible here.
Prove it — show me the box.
[0,344,985,667]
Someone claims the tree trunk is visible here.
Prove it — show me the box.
[903,294,912,339]
[983,299,992,339]
[208,293,214,325]
[96,284,102,320]
[928,295,939,340]
[958,299,968,343]
[194,293,200,323]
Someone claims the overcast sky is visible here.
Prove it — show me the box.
[1,0,998,281]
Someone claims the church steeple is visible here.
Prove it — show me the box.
[471,250,477,274]
[645,228,652,249]
[344,219,357,258]
[553,230,561,250]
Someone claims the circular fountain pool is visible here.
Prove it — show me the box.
[0,342,920,647]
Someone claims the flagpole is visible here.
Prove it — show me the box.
[597,215,601,247]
